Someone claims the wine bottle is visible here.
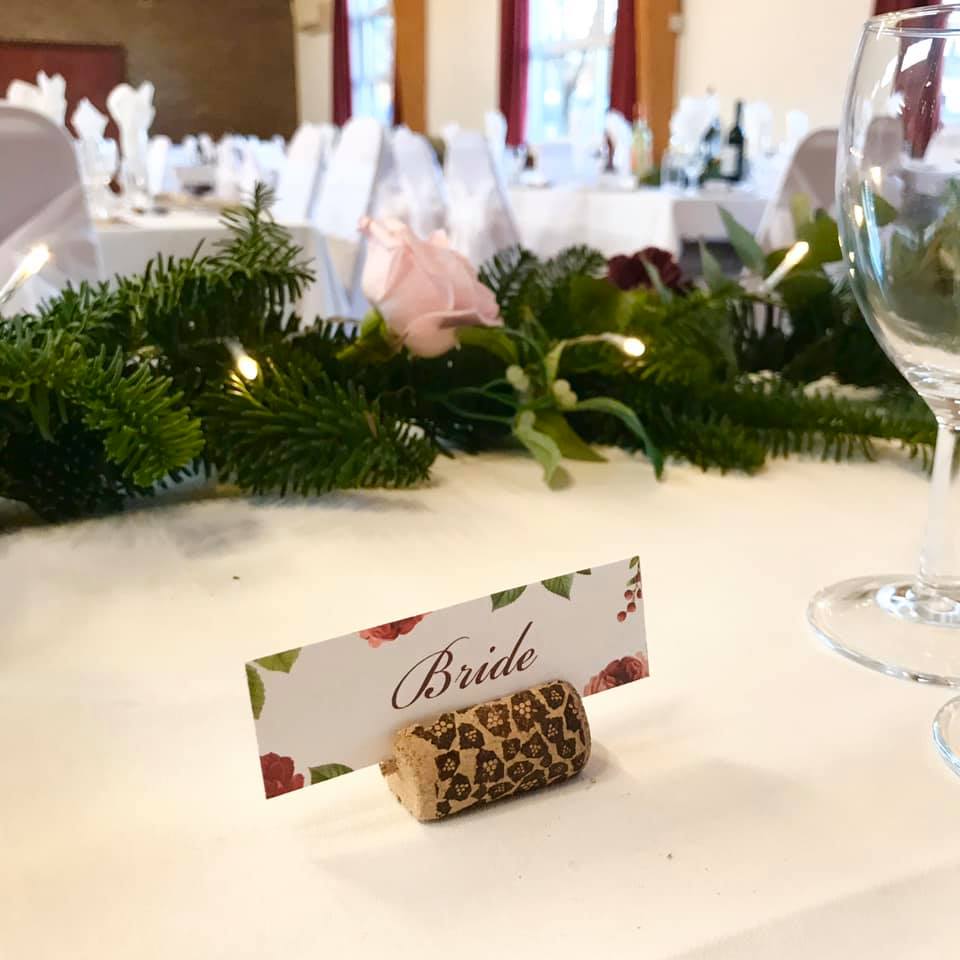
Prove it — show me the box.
[720,100,746,183]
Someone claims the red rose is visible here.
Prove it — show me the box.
[608,248,689,293]
[260,753,304,798]
[583,653,649,696]
[359,613,428,648]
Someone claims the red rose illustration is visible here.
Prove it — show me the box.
[260,753,304,798]
[359,613,428,648]
[583,653,649,696]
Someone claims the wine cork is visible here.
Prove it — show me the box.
[380,680,591,821]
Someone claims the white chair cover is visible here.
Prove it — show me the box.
[756,128,839,251]
[785,110,811,151]
[391,127,446,238]
[315,117,385,316]
[444,129,520,268]
[0,104,102,315]
[485,110,508,179]
[371,131,410,223]
[535,140,577,185]
[273,123,336,222]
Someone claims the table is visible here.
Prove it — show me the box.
[95,211,333,321]
[508,185,769,260]
[1,452,958,959]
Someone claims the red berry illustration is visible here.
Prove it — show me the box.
[617,611,627,622]
[627,602,637,613]
[624,590,633,600]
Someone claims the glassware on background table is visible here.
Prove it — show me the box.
[78,137,118,221]
[807,3,960,721]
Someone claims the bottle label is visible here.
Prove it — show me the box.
[720,146,739,178]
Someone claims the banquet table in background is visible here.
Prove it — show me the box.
[95,211,331,321]
[1,451,959,959]
[507,185,769,259]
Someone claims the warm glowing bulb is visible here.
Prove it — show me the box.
[19,244,51,279]
[236,353,260,381]
[759,241,810,294]
[853,204,865,228]
[225,339,260,381]
[621,337,646,358]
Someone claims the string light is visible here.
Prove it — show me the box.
[620,336,646,358]
[0,243,51,308]
[759,241,810,294]
[226,339,260,381]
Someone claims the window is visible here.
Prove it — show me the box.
[526,0,618,145]
[350,0,394,125]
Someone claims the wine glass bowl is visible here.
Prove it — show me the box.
[809,4,960,685]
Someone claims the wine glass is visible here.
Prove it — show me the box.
[807,3,960,717]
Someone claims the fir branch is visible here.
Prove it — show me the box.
[203,357,437,495]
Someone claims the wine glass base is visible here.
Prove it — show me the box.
[808,575,960,686]
[933,698,960,778]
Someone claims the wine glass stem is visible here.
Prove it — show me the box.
[918,422,960,606]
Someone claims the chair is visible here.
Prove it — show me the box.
[755,128,839,251]
[444,129,520,267]
[314,117,385,316]
[485,110,509,179]
[0,104,102,316]
[391,126,447,238]
[272,123,336,222]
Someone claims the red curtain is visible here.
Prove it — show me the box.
[332,0,352,126]
[609,0,637,119]
[499,0,529,146]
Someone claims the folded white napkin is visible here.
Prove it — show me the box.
[743,101,774,158]
[670,95,719,152]
[106,82,155,158]
[6,71,67,126]
[71,97,108,141]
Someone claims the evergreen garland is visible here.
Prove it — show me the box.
[0,185,937,524]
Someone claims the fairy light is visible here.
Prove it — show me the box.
[621,336,646,358]
[226,339,260,381]
[0,243,51,307]
[759,241,810,294]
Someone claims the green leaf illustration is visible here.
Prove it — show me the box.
[309,763,354,784]
[577,568,592,575]
[491,585,527,610]
[629,556,639,568]
[541,574,574,599]
[246,664,265,720]
[255,648,301,673]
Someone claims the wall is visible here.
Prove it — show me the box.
[676,0,873,137]
[1,0,297,139]
[295,30,333,124]
[426,0,499,134]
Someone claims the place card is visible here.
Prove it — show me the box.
[248,555,648,798]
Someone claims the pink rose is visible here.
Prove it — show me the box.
[359,613,427,648]
[260,753,304,798]
[583,653,649,696]
[359,217,502,357]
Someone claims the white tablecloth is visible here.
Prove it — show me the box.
[96,212,332,321]
[1,451,958,958]
[508,185,769,259]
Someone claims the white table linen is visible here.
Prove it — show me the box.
[508,185,768,259]
[96,211,330,321]
[1,451,958,959]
